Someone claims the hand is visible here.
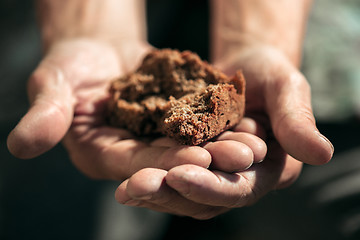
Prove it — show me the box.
[115,118,268,219]
[6,39,266,183]
[6,39,205,179]
[216,44,334,188]
[114,44,334,219]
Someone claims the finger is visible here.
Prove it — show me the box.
[131,145,211,170]
[203,140,254,172]
[232,117,267,140]
[7,63,74,159]
[115,178,173,213]
[115,180,175,214]
[275,155,303,189]
[166,150,285,208]
[107,140,212,179]
[116,176,184,215]
[115,168,228,219]
[266,70,334,165]
[167,165,255,207]
[64,126,212,180]
[216,131,267,163]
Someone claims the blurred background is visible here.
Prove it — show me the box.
[1,0,360,239]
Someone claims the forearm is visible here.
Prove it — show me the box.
[36,0,147,51]
[210,0,312,66]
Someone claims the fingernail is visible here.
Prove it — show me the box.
[316,131,334,155]
[169,181,190,196]
[244,162,254,170]
[257,159,264,163]
[124,199,141,206]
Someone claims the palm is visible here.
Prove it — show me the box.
[113,47,305,219]
[215,45,329,187]
[8,39,276,218]
[33,39,215,181]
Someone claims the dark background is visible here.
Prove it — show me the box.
[1,0,360,240]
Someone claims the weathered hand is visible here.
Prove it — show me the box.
[216,44,334,186]
[114,45,334,219]
[6,39,213,180]
[7,39,267,184]
[115,118,268,219]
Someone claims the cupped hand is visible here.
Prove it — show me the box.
[217,44,334,165]
[6,39,210,180]
[221,44,334,187]
[114,44,334,219]
[6,39,267,182]
[115,118,271,219]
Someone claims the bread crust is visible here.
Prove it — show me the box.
[107,49,245,145]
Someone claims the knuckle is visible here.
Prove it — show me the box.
[226,175,259,208]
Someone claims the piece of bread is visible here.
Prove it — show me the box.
[107,49,245,145]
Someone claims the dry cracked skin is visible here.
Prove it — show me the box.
[107,49,246,145]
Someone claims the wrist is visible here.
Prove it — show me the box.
[210,0,312,67]
[36,0,147,52]
[212,31,302,68]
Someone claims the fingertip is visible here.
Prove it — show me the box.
[251,139,267,163]
[7,101,72,159]
[7,118,53,159]
[162,146,212,169]
[7,126,31,159]
[273,110,334,165]
[311,131,334,165]
[217,132,267,163]
[281,128,334,165]
[7,123,55,159]
[115,180,130,204]
[188,146,212,168]
[126,168,167,199]
[203,140,254,172]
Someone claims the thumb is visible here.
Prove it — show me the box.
[7,62,74,159]
[266,70,334,165]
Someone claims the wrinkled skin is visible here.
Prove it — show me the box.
[114,44,333,219]
[7,38,332,219]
